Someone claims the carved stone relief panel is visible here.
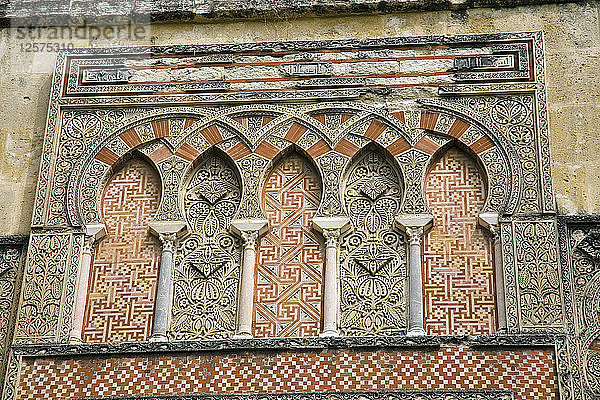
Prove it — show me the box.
[82,158,162,343]
[0,241,25,393]
[422,147,495,335]
[502,219,563,333]
[340,150,407,335]
[170,153,242,340]
[441,95,546,214]
[235,153,270,220]
[315,151,348,217]
[14,233,80,344]
[514,220,563,330]
[559,223,600,398]
[255,153,324,338]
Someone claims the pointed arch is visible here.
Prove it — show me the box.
[82,157,162,342]
[170,149,243,340]
[422,146,496,335]
[254,151,325,338]
[339,144,408,335]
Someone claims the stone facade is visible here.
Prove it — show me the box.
[0,2,599,400]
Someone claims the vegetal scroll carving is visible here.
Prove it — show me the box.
[171,154,242,339]
[340,150,407,335]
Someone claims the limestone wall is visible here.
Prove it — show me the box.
[0,1,598,235]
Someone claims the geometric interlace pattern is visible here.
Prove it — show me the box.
[255,153,324,337]
[82,158,161,342]
[423,147,496,335]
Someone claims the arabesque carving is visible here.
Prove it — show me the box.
[171,154,242,339]
[340,150,407,335]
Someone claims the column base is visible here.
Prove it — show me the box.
[407,327,426,336]
[233,332,253,339]
[319,329,339,337]
[495,327,508,335]
[149,333,169,342]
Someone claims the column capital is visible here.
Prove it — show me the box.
[159,232,177,252]
[83,224,106,254]
[82,235,95,254]
[240,230,259,249]
[405,226,425,246]
[322,229,341,248]
[395,214,432,246]
[231,219,268,250]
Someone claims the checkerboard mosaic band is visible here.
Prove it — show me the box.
[255,154,324,338]
[16,348,557,399]
[34,391,516,400]
[82,159,162,343]
[423,147,496,335]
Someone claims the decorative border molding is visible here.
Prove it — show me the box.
[12,334,560,357]
[71,390,514,400]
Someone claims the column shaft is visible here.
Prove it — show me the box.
[492,229,507,332]
[70,237,94,343]
[406,227,426,336]
[320,229,340,336]
[235,231,258,338]
[150,233,176,341]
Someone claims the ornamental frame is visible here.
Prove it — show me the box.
[3,31,579,400]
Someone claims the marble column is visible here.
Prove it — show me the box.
[491,226,507,332]
[321,229,340,336]
[231,219,268,339]
[396,214,432,337]
[313,216,349,337]
[70,224,106,343]
[478,213,507,333]
[149,221,186,342]
[150,233,176,341]
[405,226,426,336]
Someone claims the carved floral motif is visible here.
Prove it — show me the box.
[171,154,242,339]
[340,150,407,335]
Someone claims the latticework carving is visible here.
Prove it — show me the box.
[422,147,495,335]
[255,154,324,338]
[171,154,242,339]
[340,150,407,335]
[82,158,162,342]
